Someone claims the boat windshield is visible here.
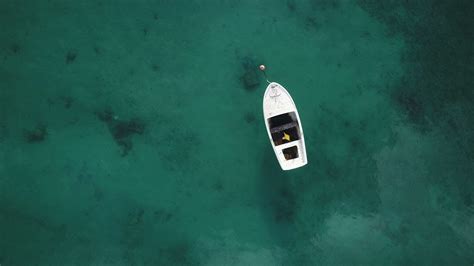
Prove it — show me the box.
[268,112,301,146]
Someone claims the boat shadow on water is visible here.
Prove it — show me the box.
[258,146,298,247]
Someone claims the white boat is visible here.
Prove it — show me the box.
[263,82,307,170]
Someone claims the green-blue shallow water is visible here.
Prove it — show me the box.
[1,0,473,265]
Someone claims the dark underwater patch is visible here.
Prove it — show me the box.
[60,96,74,109]
[151,63,159,72]
[244,112,256,124]
[93,46,102,55]
[211,179,224,192]
[143,26,149,37]
[287,0,296,11]
[357,0,474,131]
[258,147,298,249]
[65,50,77,64]
[357,0,474,195]
[304,16,320,30]
[24,123,47,143]
[355,1,474,262]
[96,108,146,156]
[239,56,262,91]
[393,89,424,125]
[9,43,20,54]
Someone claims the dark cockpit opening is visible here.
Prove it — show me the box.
[283,146,299,160]
[268,112,301,146]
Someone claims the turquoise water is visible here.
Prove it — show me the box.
[1,0,473,265]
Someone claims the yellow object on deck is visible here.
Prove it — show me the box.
[282,132,291,141]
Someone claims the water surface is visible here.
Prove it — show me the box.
[1,0,473,265]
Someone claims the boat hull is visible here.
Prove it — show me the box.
[263,82,307,170]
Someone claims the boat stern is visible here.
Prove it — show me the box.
[274,141,307,170]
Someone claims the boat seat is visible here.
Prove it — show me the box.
[270,121,298,133]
